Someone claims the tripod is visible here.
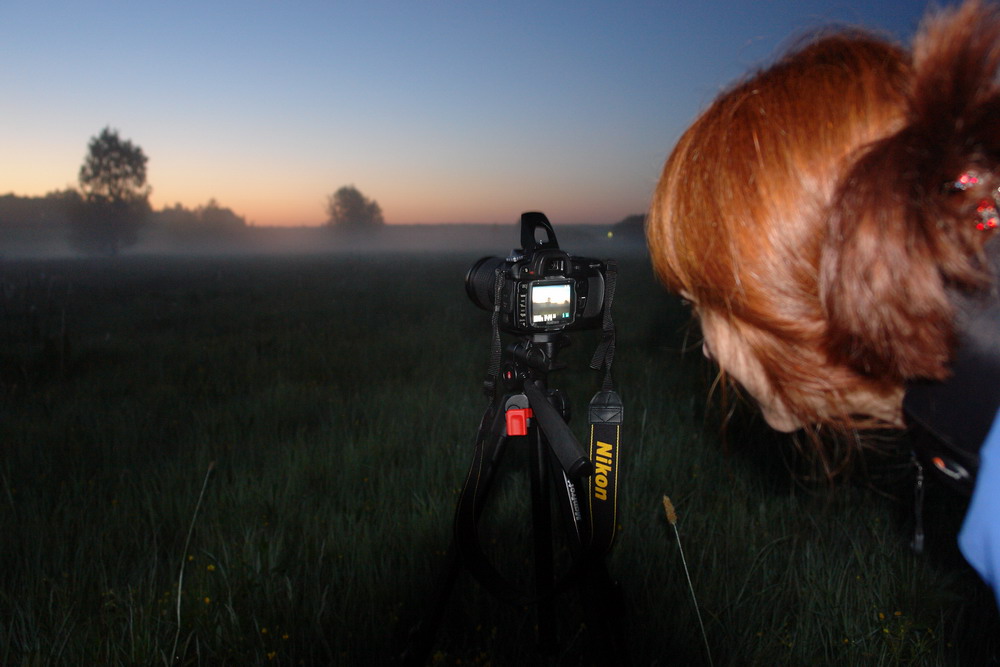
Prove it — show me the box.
[400,333,627,665]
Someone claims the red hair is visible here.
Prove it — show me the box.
[648,0,1000,439]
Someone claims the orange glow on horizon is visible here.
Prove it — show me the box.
[4,153,647,228]
[3,178,639,228]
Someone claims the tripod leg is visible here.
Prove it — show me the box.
[400,399,510,665]
[530,426,558,656]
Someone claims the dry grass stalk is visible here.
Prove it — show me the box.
[169,461,216,664]
[663,494,714,667]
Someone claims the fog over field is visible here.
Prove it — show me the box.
[0,221,646,260]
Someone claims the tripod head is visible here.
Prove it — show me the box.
[495,333,593,479]
[499,333,566,387]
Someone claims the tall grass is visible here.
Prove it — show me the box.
[0,249,996,665]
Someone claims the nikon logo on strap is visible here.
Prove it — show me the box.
[592,440,615,501]
[588,391,622,553]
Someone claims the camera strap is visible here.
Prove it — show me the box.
[483,267,507,397]
[586,260,622,554]
[590,260,618,393]
[454,267,544,605]
[453,392,526,604]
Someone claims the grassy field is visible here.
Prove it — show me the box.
[0,245,997,665]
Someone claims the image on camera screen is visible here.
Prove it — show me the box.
[530,282,573,325]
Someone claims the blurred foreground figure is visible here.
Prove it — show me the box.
[647,0,1000,604]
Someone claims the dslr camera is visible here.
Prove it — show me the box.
[465,212,607,335]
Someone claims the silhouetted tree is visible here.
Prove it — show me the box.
[69,127,151,255]
[325,185,384,230]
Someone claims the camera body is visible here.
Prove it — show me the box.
[465,212,607,335]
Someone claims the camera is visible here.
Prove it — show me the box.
[465,212,607,335]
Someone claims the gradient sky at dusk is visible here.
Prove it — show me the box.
[3,1,944,226]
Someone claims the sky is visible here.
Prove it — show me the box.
[2,1,946,227]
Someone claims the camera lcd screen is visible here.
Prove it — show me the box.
[530,281,574,326]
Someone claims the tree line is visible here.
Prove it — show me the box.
[0,190,250,251]
[2,127,385,255]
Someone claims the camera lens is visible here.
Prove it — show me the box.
[465,256,506,311]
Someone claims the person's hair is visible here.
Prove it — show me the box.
[647,0,1000,440]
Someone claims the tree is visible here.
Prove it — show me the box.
[325,185,384,230]
[69,127,151,255]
